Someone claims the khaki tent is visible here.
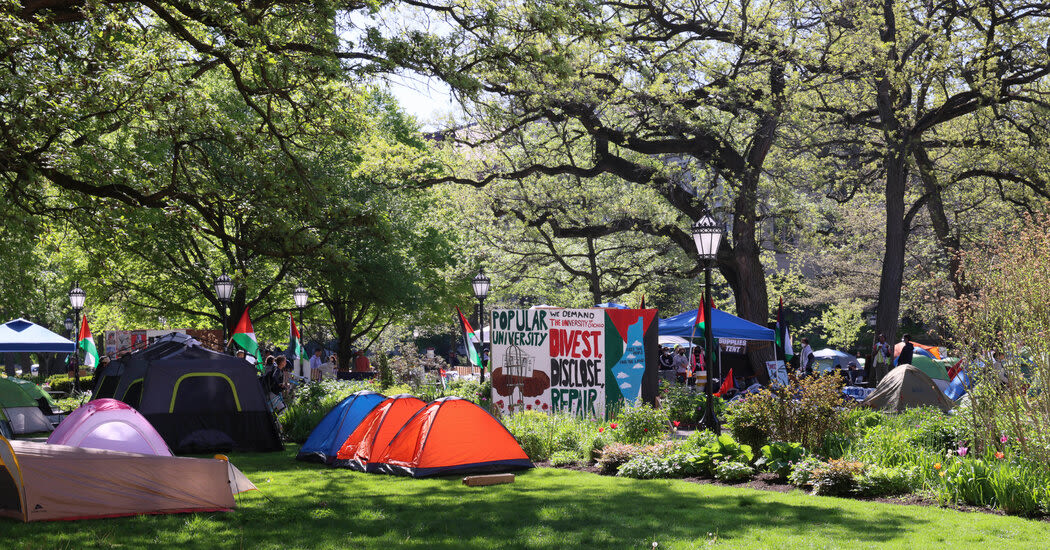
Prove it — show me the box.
[0,437,254,522]
[862,364,954,413]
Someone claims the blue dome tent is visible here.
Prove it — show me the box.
[296,391,387,464]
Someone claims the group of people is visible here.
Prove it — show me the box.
[658,345,704,384]
[797,333,916,387]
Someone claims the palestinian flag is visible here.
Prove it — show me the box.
[639,295,646,309]
[776,298,794,360]
[288,313,303,359]
[78,315,99,368]
[694,295,716,331]
[230,308,262,369]
[456,306,482,369]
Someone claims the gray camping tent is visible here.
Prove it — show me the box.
[861,364,955,413]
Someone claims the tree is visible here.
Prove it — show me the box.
[795,0,1050,339]
[392,0,810,324]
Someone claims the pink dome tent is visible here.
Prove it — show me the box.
[48,399,171,456]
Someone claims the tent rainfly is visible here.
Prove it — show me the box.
[658,309,775,341]
[0,318,74,353]
[0,437,255,522]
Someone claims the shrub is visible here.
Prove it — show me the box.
[502,410,602,462]
[659,382,705,427]
[612,404,670,445]
[756,441,806,480]
[45,375,94,394]
[724,375,850,451]
[617,454,680,479]
[810,460,866,497]
[788,457,826,488]
[279,379,379,442]
[598,442,643,475]
[550,450,581,467]
[855,466,914,497]
[714,462,754,483]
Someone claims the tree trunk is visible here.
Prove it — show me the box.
[914,146,967,298]
[586,237,603,305]
[720,172,770,325]
[875,147,909,341]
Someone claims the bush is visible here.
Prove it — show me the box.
[612,404,670,445]
[714,462,754,483]
[45,374,94,394]
[724,375,849,451]
[788,457,826,488]
[659,382,705,427]
[502,410,606,462]
[810,459,866,497]
[550,450,581,467]
[279,379,379,442]
[598,442,643,475]
[756,441,806,480]
[617,454,684,479]
[855,466,914,497]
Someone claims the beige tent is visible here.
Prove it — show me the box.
[862,364,955,413]
[0,437,255,522]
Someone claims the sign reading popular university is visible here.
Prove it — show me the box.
[489,308,659,419]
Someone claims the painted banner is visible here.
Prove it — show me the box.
[490,308,659,419]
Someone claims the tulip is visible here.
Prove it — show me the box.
[995,452,1005,460]
[957,447,968,457]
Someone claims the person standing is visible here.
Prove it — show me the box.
[353,349,371,373]
[309,347,323,374]
[799,338,814,376]
[871,333,891,386]
[673,346,690,383]
[898,334,915,366]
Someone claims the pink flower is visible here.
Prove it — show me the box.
[958,446,968,457]
[1001,435,1009,444]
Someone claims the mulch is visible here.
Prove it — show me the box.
[534,463,1049,521]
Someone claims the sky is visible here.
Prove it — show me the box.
[385,73,457,129]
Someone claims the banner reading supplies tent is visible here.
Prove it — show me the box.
[489,308,658,419]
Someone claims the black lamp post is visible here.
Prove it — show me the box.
[69,283,86,393]
[293,284,308,377]
[214,272,234,350]
[692,212,724,434]
[472,268,491,383]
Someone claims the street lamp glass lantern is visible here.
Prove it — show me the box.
[472,269,491,299]
[69,285,86,311]
[692,213,724,260]
[64,317,73,332]
[293,285,308,309]
[214,272,234,303]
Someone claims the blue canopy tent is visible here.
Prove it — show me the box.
[659,309,776,387]
[0,319,75,354]
[658,309,775,341]
[593,303,629,309]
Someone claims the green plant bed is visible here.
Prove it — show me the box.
[1,447,1048,548]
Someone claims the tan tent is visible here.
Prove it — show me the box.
[0,437,254,522]
[862,364,955,413]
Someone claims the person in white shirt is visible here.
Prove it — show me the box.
[800,338,814,376]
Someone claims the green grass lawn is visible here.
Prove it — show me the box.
[1,446,1047,549]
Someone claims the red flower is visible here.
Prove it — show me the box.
[673,421,680,427]
[610,423,618,429]
[496,400,504,408]
[598,427,604,433]
[535,399,541,405]
[643,428,648,432]
[995,452,1005,459]
[526,405,532,410]
[541,403,548,410]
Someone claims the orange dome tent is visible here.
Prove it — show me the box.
[333,395,425,471]
[370,397,533,477]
